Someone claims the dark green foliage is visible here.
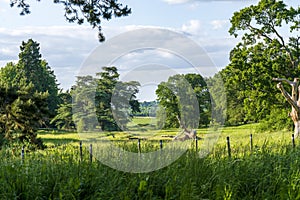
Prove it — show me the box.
[95,67,119,131]
[51,91,75,130]
[0,39,60,121]
[18,39,60,119]
[0,83,47,149]
[10,0,131,42]
[257,107,293,132]
[0,39,60,148]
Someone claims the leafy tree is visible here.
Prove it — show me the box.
[10,0,131,42]
[224,0,299,127]
[156,73,210,130]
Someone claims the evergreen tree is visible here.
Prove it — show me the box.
[1,39,60,122]
[72,67,140,132]
[50,91,74,130]
[95,66,121,131]
[72,76,98,132]
[0,83,47,148]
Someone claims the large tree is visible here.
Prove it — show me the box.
[72,75,98,132]
[0,39,60,122]
[223,0,299,127]
[95,66,140,131]
[156,74,210,131]
[72,67,140,132]
[9,0,131,42]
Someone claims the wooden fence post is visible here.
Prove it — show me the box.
[250,134,253,151]
[89,144,93,163]
[138,139,141,154]
[160,140,163,151]
[195,136,198,152]
[292,134,295,148]
[227,136,231,158]
[79,141,83,162]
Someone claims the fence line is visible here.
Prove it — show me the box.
[18,134,298,160]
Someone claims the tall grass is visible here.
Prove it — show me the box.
[1,124,300,199]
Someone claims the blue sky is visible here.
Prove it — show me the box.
[0,0,298,100]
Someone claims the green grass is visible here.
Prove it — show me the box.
[1,122,299,199]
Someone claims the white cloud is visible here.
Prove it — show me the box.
[0,24,238,90]
[0,47,15,56]
[210,20,229,30]
[0,25,99,89]
[163,0,191,4]
[181,20,202,35]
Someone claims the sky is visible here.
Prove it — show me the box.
[0,0,298,101]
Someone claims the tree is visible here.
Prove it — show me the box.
[10,0,131,42]
[72,75,98,132]
[111,81,141,130]
[206,72,228,125]
[95,66,140,131]
[224,0,300,127]
[156,74,210,132]
[0,83,47,148]
[0,39,60,122]
[18,39,60,119]
[50,91,75,130]
[95,67,120,131]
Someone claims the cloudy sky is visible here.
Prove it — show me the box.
[0,0,298,100]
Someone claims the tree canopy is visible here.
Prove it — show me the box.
[0,39,60,120]
[0,39,60,148]
[156,73,210,130]
[222,0,300,128]
[72,66,140,132]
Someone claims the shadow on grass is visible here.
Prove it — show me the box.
[42,138,80,146]
[38,129,77,135]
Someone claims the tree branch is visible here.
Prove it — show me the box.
[276,82,300,112]
[272,78,294,86]
[270,24,296,68]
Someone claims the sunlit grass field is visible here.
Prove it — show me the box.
[2,118,298,199]
[38,118,292,152]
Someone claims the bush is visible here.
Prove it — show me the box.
[257,107,293,132]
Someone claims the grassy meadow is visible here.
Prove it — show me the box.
[1,118,300,199]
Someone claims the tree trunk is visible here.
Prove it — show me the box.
[273,78,300,137]
[173,115,197,141]
[294,120,300,138]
